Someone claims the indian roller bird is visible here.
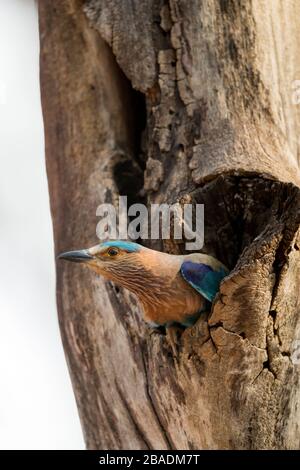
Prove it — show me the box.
[58,241,228,355]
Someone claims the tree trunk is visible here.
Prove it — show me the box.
[38,0,300,449]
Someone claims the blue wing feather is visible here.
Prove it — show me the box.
[180,260,227,302]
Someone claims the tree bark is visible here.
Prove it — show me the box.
[39,0,300,449]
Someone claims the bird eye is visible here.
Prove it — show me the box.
[107,247,119,257]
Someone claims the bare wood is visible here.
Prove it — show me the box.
[39,0,300,449]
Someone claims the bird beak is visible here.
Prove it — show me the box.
[57,249,94,263]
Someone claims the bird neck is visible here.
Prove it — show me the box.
[137,272,205,326]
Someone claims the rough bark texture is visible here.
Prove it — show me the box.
[39,0,300,449]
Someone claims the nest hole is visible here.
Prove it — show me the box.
[180,175,299,270]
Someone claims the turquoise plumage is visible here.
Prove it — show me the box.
[180,261,228,303]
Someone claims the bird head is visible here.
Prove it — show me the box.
[58,241,153,293]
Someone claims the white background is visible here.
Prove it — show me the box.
[0,0,84,449]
